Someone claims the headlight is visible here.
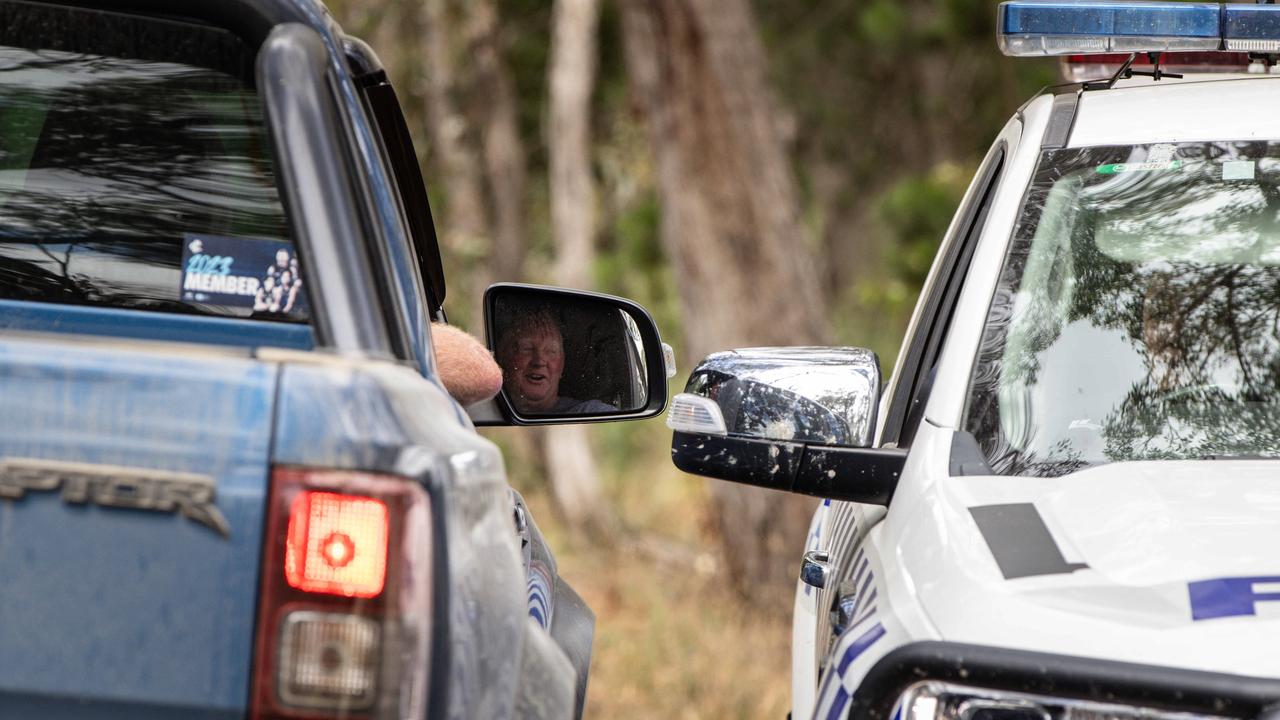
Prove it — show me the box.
[900,682,1233,720]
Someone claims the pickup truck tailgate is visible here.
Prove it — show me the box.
[0,335,275,718]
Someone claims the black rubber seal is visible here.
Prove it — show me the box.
[849,641,1280,719]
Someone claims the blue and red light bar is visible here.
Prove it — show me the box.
[1000,1,1280,57]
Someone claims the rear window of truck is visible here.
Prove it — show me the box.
[0,3,307,324]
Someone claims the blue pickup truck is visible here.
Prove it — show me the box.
[0,1,669,718]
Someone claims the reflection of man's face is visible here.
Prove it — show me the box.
[502,321,564,413]
[275,249,290,268]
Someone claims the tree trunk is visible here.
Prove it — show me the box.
[466,0,528,286]
[420,0,491,324]
[619,0,825,600]
[549,0,600,293]
[419,0,527,326]
[544,0,614,538]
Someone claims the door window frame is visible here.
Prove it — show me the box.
[880,142,1008,448]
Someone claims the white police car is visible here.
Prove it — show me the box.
[666,2,1280,718]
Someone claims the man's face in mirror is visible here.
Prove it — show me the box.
[499,315,565,413]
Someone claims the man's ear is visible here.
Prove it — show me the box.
[431,323,504,406]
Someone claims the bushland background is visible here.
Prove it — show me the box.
[329,1,1053,715]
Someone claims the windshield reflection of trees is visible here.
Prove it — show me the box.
[0,52,286,314]
[975,144,1280,476]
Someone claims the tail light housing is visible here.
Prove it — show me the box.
[251,468,433,719]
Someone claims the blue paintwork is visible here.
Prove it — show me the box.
[0,336,275,718]
[0,298,314,351]
[272,361,549,719]
[272,362,411,470]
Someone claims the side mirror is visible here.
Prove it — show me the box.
[470,283,673,426]
[666,347,906,504]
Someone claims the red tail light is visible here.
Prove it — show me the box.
[251,468,434,720]
[285,491,389,598]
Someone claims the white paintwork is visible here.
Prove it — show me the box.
[794,74,1280,720]
[790,499,829,716]
[1072,76,1280,147]
[901,433,1280,678]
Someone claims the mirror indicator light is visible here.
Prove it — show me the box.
[666,393,728,435]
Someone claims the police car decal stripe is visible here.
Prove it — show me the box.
[813,544,884,720]
[852,588,878,627]
[813,502,864,647]
[527,562,553,629]
[853,556,873,602]
[969,502,1089,579]
[814,620,887,720]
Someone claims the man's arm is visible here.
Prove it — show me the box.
[431,322,504,406]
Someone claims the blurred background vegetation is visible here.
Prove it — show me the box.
[329,0,1054,715]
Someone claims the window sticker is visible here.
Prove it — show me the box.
[1096,160,1182,175]
[181,234,308,318]
[1222,160,1256,181]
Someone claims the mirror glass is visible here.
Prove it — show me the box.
[491,292,649,417]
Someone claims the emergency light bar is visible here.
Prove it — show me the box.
[1224,4,1280,51]
[999,1,1280,57]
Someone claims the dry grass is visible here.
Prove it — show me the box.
[563,538,792,719]
[507,422,795,720]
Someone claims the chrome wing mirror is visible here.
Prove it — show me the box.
[666,347,906,504]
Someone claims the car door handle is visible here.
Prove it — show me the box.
[801,550,832,589]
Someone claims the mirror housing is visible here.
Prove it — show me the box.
[470,283,671,426]
[667,347,906,504]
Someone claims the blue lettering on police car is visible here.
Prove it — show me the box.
[1188,575,1280,620]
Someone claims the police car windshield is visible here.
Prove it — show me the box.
[966,142,1280,476]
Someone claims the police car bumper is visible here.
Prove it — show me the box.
[849,641,1280,720]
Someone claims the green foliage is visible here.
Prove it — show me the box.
[833,160,972,365]
[878,161,970,286]
[595,194,682,342]
[859,0,908,49]
[753,0,1055,366]
[936,0,1002,43]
